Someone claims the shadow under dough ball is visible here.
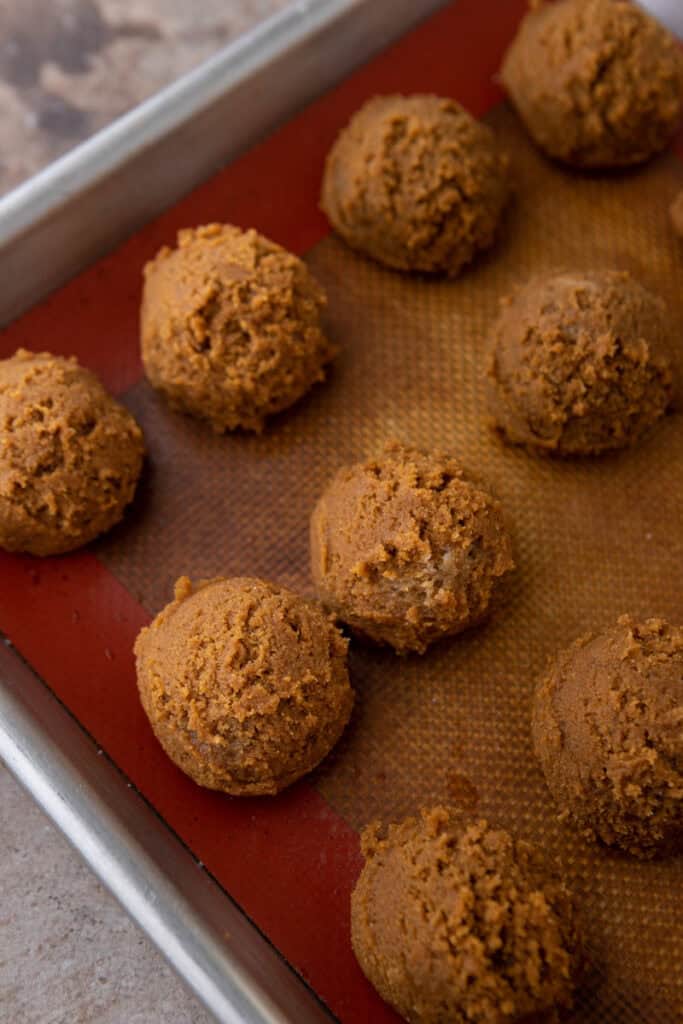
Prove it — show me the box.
[320,94,509,276]
[140,223,335,432]
[487,270,675,455]
[134,576,353,796]
[351,808,581,1024]
[0,349,144,556]
[501,0,683,167]
[310,441,514,654]
[532,616,683,858]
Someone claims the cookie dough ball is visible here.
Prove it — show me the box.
[351,808,580,1024]
[671,190,683,239]
[532,616,683,858]
[135,576,353,796]
[141,223,335,432]
[321,94,509,277]
[487,270,675,455]
[310,442,514,654]
[501,0,683,167]
[0,349,144,556]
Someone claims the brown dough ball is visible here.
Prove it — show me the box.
[140,223,335,432]
[671,190,683,239]
[487,270,675,455]
[351,808,580,1024]
[501,0,683,167]
[134,576,353,796]
[320,94,509,277]
[532,616,683,858]
[310,442,514,654]
[0,349,144,556]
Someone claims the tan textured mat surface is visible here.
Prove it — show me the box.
[102,104,683,1021]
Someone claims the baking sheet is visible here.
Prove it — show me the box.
[1,1,682,1021]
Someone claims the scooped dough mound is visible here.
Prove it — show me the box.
[140,223,335,432]
[532,616,683,858]
[320,94,509,276]
[134,576,353,796]
[310,442,514,654]
[501,0,683,167]
[351,808,580,1024]
[487,270,674,455]
[671,190,683,239]
[0,349,144,556]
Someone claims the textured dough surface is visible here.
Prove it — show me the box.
[501,0,683,167]
[141,223,335,432]
[671,190,683,239]
[532,616,683,858]
[351,808,580,1024]
[135,576,353,796]
[0,349,144,556]
[321,94,509,276]
[310,441,514,654]
[487,270,675,455]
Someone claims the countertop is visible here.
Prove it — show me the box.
[0,4,288,1021]
[0,0,290,195]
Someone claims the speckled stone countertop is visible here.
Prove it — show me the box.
[0,0,290,195]
[0,3,288,1021]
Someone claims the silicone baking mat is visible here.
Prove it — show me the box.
[1,2,682,1020]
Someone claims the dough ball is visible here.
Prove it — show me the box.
[501,0,683,167]
[140,223,335,432]
[671,190,683,239]
[320,94,509,277]
[310,442,514,654]
[487,270,675,455]
[135,576,353,796]
[0,349,144,556]
[351,808,580,1024]
[532,616,683,858]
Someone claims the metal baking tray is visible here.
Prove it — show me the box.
[0,3,447,1022]
[1,2,681,1023]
